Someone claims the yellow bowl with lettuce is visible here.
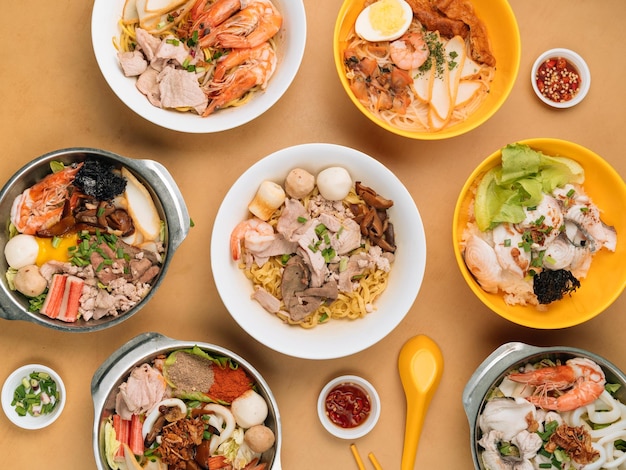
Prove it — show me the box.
[453,138,626,328]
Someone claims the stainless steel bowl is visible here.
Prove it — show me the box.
[0,148,190,332]
[91,332,282,470]
[463,342,626,469]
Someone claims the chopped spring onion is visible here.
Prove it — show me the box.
[11,371,59,417]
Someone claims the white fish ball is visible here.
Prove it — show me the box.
[231,389,269,429]
[244,425,275,453]
[316,167,352,201]
[14,265,47,297]
[4,234,39,269]
[248,181,286,221]
[284,168,315,199]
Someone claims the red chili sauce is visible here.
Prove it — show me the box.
[325,383,371,428]
[535,57,581,103]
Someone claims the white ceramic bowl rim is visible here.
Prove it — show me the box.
[91,0,307,133]
[210,143,426,359]
[531,48,591,108]
[317,375,381,439]
[1,364,66,430]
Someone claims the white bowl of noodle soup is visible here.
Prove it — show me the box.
[91,0,306,133]
[211,143,426,360]
[464,342,626,470]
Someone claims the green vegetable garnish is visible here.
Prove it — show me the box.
[474,143,585,231]
[11,371,59,417]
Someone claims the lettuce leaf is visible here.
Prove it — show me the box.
[474,143,585,231]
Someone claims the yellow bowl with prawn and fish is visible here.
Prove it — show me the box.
[211,143,426,360]
[463,342,626,469]
[333,0,520,140]
[453,138,626,329]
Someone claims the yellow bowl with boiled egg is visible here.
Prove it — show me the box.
[333,0,520,140]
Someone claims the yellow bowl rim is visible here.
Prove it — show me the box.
[453,138,626,328]
[333,0,521,140]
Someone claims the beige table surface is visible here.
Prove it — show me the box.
[1,1,625,468]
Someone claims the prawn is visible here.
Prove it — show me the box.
[10,164,83,235]
[191,0,241,30]
[230,217,275,261]
[390,31,430,71]
[508,357,605,412]
[203,42,276,116]
[198,0,282,49]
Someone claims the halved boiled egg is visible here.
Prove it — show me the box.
[355,0,413,42]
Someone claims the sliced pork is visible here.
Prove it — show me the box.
[158,67,208,115]
[115,363,166,420]
[118,50,148,77]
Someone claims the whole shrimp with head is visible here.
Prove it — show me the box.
[193,0,283,49]
[507,357,605,412]
[203,41,276,115]
[10,164,82,235]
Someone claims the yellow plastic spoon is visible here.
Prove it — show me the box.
[398,334,444,470]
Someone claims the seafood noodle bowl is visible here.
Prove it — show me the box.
[343,0,496,132]
[230,166,396,329]
[460,143,617,307]
[3,158,166,323]
[114,0,282,117]
[102,345,277,469]
[477,356,626,469]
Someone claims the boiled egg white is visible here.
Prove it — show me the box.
[355,0,413,42]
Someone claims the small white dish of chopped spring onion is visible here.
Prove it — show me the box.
[2,364,66,429]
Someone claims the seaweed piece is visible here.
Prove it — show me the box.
[533,269,581,304]
[74,160,127,200]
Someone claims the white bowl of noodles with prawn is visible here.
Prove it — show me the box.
[334,0,520,140]
[464,342,626,470]
[91,0,306,133]
[211,143,426,360]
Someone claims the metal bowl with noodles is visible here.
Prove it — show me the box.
[464,342,626,469]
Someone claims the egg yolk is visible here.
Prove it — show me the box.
[35,233,78,266]
[369,0,408,36]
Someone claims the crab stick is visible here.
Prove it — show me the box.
[57,275,84,322]
[40,274,67,319]
[113,415,131,461]
[129,414,144,456]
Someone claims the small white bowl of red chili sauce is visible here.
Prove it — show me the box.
[317,375,381,439]
[531,48,591,108]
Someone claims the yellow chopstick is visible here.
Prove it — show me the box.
[350,444,366,470]
[368,452,383,470]
[350,444,383,470]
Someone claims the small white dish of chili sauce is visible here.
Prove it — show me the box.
[317,375,381,439]
[531,48,591,108]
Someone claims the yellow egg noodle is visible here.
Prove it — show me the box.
[114,0,278,114]
[244,258,390,329]
[241,188,392,329]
